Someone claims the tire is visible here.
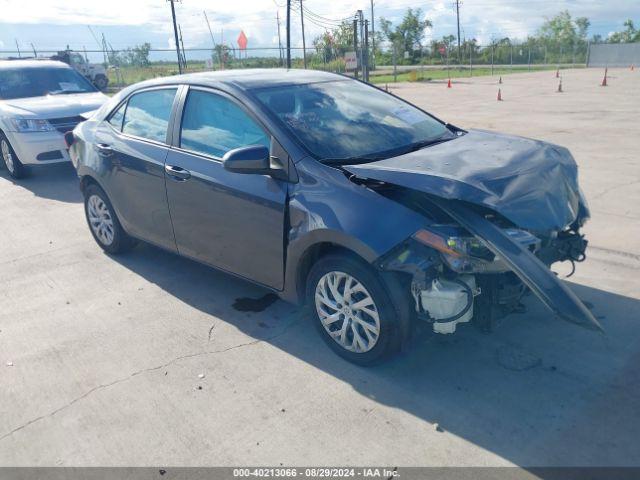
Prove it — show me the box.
[1,132,26,179]
[93,74,108,91]
[306,254,402,365]
[83,183,135,254]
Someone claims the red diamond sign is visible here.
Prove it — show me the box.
[237,30,248,50]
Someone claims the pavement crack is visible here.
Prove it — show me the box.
[207,322,217,342]
[0,315,301,442]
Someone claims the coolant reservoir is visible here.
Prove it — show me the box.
[420,276,476,334]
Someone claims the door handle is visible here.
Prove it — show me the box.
[94,143,113,156]
[165,165,191,181]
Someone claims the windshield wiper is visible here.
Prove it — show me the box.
[48,90,89,95]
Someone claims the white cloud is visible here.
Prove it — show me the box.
[0,0,638,49]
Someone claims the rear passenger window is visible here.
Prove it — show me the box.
[108,102,126,131]
[180,90,269,158]
[122,88,177,143]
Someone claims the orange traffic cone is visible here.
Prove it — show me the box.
[557,79,563,93]
[497,88,503,101]
[498,76,502,84]
[447,78,452,88]
[555,68,560,78]
[601,67,608,86]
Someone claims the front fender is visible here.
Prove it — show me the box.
[281,157,427,303]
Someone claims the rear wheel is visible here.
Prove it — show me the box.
[307,254,402,365]
[83,183,135,254]
[1,133,26,179]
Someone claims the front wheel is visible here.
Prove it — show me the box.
[306,254,402,365]
[83,183,135,254]
[1,133,26,179]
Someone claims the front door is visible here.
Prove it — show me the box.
[164,88,288,289]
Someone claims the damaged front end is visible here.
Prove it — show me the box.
[339,129,602,335]
[375,192,600,335]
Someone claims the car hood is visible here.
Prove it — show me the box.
[1,92,108,119]
[343,129,582,232]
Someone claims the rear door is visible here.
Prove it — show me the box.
[94,87,179,251]
[164,87,288,289]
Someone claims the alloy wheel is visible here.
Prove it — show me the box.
[314,271,381,353]
[1,139,15,174]
[87,194,115,246]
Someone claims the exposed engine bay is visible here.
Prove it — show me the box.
[359,179,598,335]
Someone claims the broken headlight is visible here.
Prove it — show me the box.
[413,227,539,273]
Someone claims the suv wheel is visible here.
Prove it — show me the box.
[94,74,108,91]
[83,183,135,254]
[1,133,26,179]
[307,254,402,365]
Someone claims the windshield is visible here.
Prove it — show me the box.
[252,79,451,163]
[0,66,97,100]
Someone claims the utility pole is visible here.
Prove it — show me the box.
[286,0,291,68]
[370,0,375,70]
[357,10,364,76]
[455,0,461,66]
[101,33,109,65]
[353,18,359,79]
[276,11,284,67]
[299,0,307,68]
[168,0,183,74]
[364,20,369,82]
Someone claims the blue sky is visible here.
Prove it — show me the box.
[0,0,638,60]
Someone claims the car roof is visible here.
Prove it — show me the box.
[130,68,347,91]
[0,59,72,70]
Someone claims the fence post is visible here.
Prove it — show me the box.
[510,44,513,69]
[393,45,397,82]
[469,44,472,76]
[491,43,494,75]
[528,47,531,71]
[586,41,591,67]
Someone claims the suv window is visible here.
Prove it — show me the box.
[180,90,269,159]
[122,88,177,143]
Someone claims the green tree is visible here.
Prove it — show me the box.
[312,21,354,62]
[379,8,432,63]
[608,20,640,43]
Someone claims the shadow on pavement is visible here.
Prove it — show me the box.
[111,241,640,467]
[0,163,81,203]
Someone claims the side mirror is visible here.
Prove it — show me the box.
[222,145,270,175]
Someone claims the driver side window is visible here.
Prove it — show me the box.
[180,90,270,159]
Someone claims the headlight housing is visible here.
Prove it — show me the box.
[10,118,55,133]
[413,227,539,273]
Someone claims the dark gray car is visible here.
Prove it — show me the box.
[68,69,599,365]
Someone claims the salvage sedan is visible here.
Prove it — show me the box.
[68,69,600,365]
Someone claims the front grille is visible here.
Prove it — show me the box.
[48,115,84,134]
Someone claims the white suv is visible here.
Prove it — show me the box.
[0,60,108,178]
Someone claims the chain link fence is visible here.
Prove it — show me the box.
[0,40,592,91]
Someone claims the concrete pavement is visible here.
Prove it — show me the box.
[0,68,638,466]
